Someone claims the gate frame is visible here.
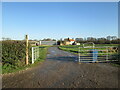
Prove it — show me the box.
[78,46,117,63]
[32,46,40,64]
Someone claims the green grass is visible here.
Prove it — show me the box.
[58,44,118,56]
[59,44,120,66]
[95,44,118,47]
[2,46,50,74]
[110,63,120,67]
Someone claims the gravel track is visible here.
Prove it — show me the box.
[2,46,118,88]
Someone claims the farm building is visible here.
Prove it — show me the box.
[60,38,80,45]
[29,40,39,46]
[69,39,75,45]
[64,40,70,45]
[74,42,81,45]
[64,38,75,45]
[39,41,57,45]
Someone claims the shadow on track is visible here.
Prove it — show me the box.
[47,56,78,62]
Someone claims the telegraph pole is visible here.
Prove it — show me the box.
[25,35,28,65]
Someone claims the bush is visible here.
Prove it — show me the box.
[2,40,32,67]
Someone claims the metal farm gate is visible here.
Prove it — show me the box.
[32,47,40,64]
[78,46,118,63]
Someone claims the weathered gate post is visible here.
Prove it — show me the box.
[25,35,29,65]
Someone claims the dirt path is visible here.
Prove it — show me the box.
[2,46,118,88]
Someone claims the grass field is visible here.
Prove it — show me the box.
[58,44,120,66]
[58,44,118,56]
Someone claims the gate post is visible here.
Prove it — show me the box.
[38,47,39,58]
[106,47,108,61]
[78,47,81,63]
[32,47,34,64]
[93,49,98,62]
[25,35,29,65]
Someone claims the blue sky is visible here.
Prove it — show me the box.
[2,2,118,40]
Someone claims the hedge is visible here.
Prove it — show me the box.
[2,40,32,68]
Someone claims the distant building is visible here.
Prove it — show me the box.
[60,38,76,45]
[75,42,80,45]
[69,39,75,45]
[39,41,57,45]
[75,38,83,42]
[64,40,70,45]
[29,40,39,46]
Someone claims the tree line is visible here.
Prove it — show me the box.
[75,36,120,44]
[2,36,120,44]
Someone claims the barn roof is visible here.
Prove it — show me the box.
[69,39,75,41]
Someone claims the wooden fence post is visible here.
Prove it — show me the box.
[25,35,28,65]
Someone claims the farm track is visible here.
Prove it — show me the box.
[2,46,118,88]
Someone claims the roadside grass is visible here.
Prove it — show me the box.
[109,53,120,67]
[110,63,120,67]
[2,46,50,74]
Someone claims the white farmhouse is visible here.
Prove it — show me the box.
[69,39,75,45]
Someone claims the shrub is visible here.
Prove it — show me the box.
[2,40,32,67]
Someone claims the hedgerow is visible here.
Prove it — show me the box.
[2,40,32,70]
